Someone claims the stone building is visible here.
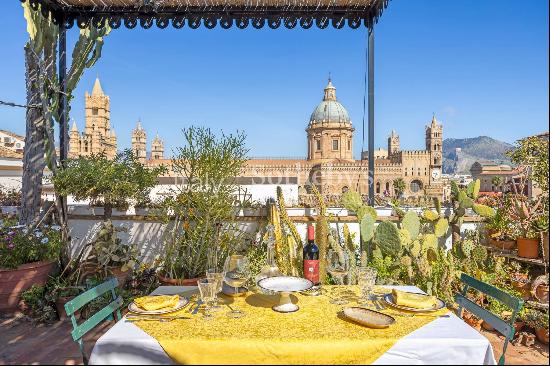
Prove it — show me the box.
[69,78,164,162]
[241,79,444,200]
[69,78,117,159]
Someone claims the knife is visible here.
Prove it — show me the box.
[191,300,203,315]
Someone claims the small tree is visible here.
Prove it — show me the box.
[52,150,166,220]
[491,176,503,192]
[393,178,406,199]
[507,136,549,194]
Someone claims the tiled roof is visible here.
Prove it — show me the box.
[0,146,23,159]
[0,129,25,141]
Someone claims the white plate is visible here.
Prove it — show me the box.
[128,295,189,315]
[257,276,313,293]
[383,293,446,313]
[343,307,396,329]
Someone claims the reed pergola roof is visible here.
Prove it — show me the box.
[25,0,390,29]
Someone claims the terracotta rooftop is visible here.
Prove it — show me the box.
[0,147,23,159]
[0,129,25,141]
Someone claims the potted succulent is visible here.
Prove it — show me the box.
[510,263,531,300]
[46,275,85,321]
[533,215,549,263]
[157,127,250,284]
[526,309,549,345]
[0,223,62,312]
[509,193,543,259]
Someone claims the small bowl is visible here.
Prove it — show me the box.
[343,307,396,329]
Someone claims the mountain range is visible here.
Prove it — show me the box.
[442,136,514,174]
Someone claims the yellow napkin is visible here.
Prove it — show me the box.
[392,289,437,309]
[134,295,180,311]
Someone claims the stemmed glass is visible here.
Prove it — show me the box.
[206,268,224,310]
[357,267,378,308]
[223,254,250,318]
[197,278,216,320]
[326,249,349,305]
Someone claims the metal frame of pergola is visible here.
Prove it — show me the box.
[23,0,390,214]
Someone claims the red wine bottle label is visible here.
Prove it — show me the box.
[304,259,319,284]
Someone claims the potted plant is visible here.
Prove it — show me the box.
[533,215,549,263]
[0,223,62,312]
[509,192,543,259]
[509,262,531,300]
[157,127,250,284]
[526,309,549,345]
[486,206,516,250]
[46,275,85,321]
[531,275,549,304]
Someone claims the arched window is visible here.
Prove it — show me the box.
[376,182,381,194]
[410,180,423,193]
[342,186,349,193]
[386,182,390,192]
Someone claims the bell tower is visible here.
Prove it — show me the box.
[132,120,147,163]
[151,134,164,160]
[388,130,400,156]
[426,114,443,168]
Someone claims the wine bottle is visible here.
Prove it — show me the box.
[303,225,320,285]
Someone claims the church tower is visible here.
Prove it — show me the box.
[85,77,110,137]
[151,134,164,160]
[388,130,400,156]
[69,121,80,158]
[306,77,354,161]
[426,114,443,168]
[132,120,147,163]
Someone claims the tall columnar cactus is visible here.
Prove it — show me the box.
[315,215,329,284]
[375,221,402,258]
[268,199,289,274]
[343,224,357,284]
[276,186,303,275]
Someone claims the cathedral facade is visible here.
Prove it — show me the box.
[69,78,164,162]
[242,78,444,199]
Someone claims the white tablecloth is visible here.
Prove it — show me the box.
[89,286,496,365]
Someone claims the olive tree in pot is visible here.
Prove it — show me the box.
[52,150,166,283]
[156,127,250,285]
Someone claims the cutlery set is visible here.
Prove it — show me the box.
[126,297,203,322]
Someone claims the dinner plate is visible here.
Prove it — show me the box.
[383,293,446,313]
[128,295,189,315]
[343,307,396,329]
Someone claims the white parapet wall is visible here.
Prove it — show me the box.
[65,205,483,264]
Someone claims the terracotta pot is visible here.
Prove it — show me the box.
[514,321,525,334]
[517,237,540,259]
[55,296,79,321]
[0,261,56,313]
[535,328,549,345]
[489,238,516,251]
[157,273,200,286]
[109,267,132,289]
[481,320,495,331]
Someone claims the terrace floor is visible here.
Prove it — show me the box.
[0,313,548,365]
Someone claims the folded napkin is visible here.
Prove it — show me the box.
[134,295,180,311]
[392,289,437,309]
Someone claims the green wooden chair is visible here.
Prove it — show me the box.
[455,273,523,365]
[65,277,123,365]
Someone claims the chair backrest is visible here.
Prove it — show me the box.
[65,277,123,365]
[455,273,523,366]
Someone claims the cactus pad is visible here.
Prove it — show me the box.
[422,210,440,222]
[375,221,402,258]
[435,218,450,238]
[402,211,421,239]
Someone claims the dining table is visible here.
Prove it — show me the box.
[89,285,496,365]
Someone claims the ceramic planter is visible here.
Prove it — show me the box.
[157,272,200,286]
[535,328,549,345]
[55,296,79,321]
[517,237,540,259]
[109,267,132,289]
[489,238,516,251]
[0,261,56,313]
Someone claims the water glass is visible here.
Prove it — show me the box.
[197,278,216,319]
[206,269,224,310]
[357,267,378,307]
[326,250,349,305]
[223,254,249,318]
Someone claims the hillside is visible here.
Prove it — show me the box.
[442,136,514,174]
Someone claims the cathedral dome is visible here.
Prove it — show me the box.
[309,79,351,125]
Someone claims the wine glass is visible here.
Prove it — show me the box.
[197,278,216,320]
[357,267,378,308]
[326,249,349,305]
[223,254,250,318]
[206,268,224,310]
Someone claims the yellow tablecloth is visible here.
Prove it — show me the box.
[133,286,448,365]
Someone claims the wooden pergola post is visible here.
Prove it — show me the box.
[58,20,68,226]
[368,26,375,206]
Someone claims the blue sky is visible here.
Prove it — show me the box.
[0,0,548,158]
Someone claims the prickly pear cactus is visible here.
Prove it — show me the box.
[461,239,475,259]
[434,218,449,238]
[400,255,412,266]
[473,204,495,218]
[375,221,402,258]
[422,210,440,222]
[399,229,412,246]
[433,197,442,215]
[360,214,376,244]
[422,234,438,252]
[402,210,420,240]
[410,240,422,257]
[472,245,488,264]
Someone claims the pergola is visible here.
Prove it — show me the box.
[25,0,390,211]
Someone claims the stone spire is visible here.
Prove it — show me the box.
[92,77,104,95]
[71,121,78,132]
[151,133,165,160]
